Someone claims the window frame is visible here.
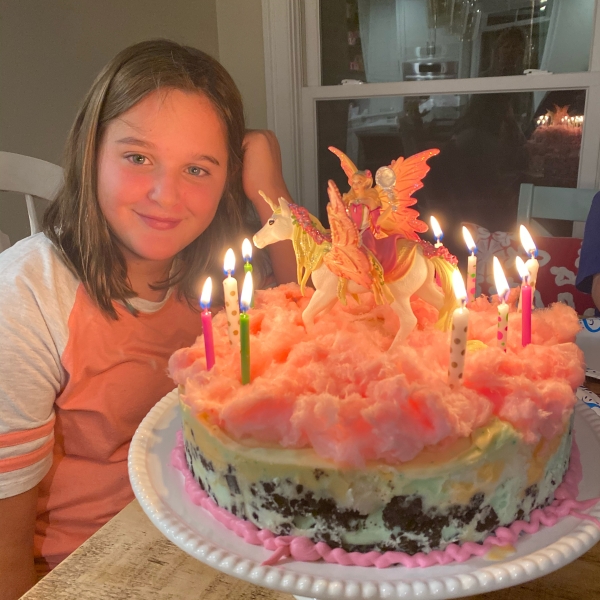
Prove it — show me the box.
[262,0,600,218]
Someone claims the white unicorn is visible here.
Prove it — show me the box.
[253,149,457,349]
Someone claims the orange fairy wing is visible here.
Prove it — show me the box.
[324,180,373,289]
[390,148,440,205]
[376,149,440,239]
[329,146,358,185]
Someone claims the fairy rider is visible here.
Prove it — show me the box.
[328,146,440,279]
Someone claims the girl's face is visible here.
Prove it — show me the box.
[97,89,228,266]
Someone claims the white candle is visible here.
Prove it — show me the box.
[493,256,510,352]
[448,270,469,388]
[223,248,240,345]
[462,226,477,303]
[430,216,443,248]
[519,225,539,310]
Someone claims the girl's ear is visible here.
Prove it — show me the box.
[278,197,291,219]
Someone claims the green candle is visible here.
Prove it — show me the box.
[240,312,250,384]
[240,270,253,384]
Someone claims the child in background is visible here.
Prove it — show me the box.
[576,192,600,314]
[0,39,296,599]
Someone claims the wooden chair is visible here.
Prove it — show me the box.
[0,151,63,251]
[517,183,597,237]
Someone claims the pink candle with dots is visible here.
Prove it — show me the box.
[516,256,532,346]
[462,226,477,303]
[493,257,509,352]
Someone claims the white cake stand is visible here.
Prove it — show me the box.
[128,389,600,600]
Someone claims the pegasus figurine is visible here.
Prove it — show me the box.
[253,149,457,348]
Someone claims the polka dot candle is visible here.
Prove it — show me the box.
[493,256,510,352]
[223,248,240,345]
[448,269,469,388]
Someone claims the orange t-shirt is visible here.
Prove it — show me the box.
[0,235,202,574]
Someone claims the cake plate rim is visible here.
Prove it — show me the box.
[128,389,600,600]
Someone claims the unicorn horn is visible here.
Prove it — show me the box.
[258,190,277,212]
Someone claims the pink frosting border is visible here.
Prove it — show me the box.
[171,431,600,568]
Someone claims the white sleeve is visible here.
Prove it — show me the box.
[0,235,76,498]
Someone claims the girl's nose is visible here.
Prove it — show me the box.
[148,169,180,208]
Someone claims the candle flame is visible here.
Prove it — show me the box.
[462,226,476,253]
[515,256,530,281]
[200,277,212,309]
[493,256,509,301]
[430,216,443,241]
[240,271,253,311]
[452,269,467,304]
[519,225,537,257]
[242,238,253,261]
[223,248,235,274]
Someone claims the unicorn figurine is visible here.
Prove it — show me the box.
[253,148,458,349]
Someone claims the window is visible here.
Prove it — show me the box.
[262,0,600,244]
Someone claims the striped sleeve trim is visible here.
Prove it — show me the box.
[0,435,54,474]
[0,418,55,449]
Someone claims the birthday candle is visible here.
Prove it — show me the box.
[493,257,510,352]
[516,257,532,347]
[430,216,443,248]
[223,248,240,345]
[242,238,254,307]
[448,269,469,388]
[200,277,215,370]
[462,226,477,303]
[519,225,539,310]
[240,271,253,384]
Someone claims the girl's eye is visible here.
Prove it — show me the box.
[187,166,207,177]
[127,154,148,165]
[268,219,275,226]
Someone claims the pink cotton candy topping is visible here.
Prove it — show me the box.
[171,430,600,568]
[169,285,584,467]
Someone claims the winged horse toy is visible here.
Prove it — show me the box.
[253,147,458,349]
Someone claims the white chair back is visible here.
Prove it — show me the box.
[0,151,63,250]
[517,183,597,237]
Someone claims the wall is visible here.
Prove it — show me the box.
[216,0,267,130]
[0,0,220,245]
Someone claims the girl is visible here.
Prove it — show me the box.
[0,39,296,599]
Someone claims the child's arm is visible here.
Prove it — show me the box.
[592,273,600,312]
[0,487,38,600]
[576,192,600,311]
[242,130,298,285]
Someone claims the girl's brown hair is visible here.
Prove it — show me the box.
[44,39,253,318]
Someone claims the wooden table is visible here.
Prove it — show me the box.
[21,379,600,600]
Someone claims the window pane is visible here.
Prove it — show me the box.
[315,89,585,258]
[320,0,594,85]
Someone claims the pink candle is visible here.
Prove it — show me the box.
[200,277,215,370]
[462,226,477,303]
[430,216,444,248]
[516,257,532,347]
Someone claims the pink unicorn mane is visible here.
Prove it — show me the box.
[288,202,332,245]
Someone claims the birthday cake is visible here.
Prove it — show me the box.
[170,288,582,560]
[168,149,587,566]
